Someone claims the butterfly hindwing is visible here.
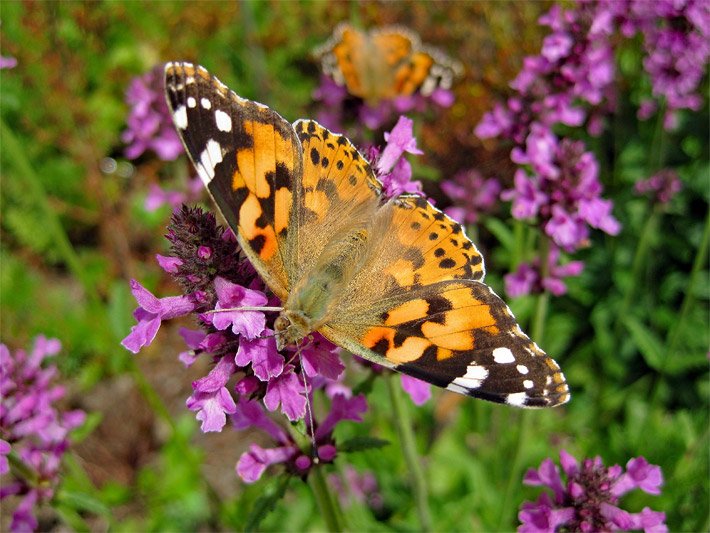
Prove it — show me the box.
[321,198,569,408]
[165,62,300,299]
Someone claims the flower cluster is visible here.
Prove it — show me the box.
[329,465,384,511]
[634,169,683,205]
[440,169,502,225]
[614,0,710,129]
[368,115,425,199]
[1,336,86,532]
[519,450,666,533]
[122,65,184,161]
[505,246,584,298]
[144,176,204,212]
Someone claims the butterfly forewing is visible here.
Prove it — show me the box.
[164,62,299,299]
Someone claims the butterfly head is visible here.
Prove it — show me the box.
[274,310,312,351]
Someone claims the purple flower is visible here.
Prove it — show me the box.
[505,247,584,298]
[121,279,197,353]
[186,356,238,432]
[235,335,284,381]
[400,375,432,405]
[1,337,86,531]
[145,178,203,212]
[264,365,308,421]
[377,116,424,173]
[635,169,683,204]
[0,55,17,69]
[299,335,345,380]
[329,465,383,510]
[441,169,502,225]
[519,450,666,533]
[122,65,184,160]
[371,116,425,198]
[209,276,268,340]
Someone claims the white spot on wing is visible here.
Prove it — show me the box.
[215,109,232,132]
[506,392,528,406]
[523,380,534,389]
[201,98,212,109]
[516,365,529,375]
[187,96,196,108]
[492,347,515,364]
[174,105,188,129]
[197,139,223,185]
[452,365,488,390]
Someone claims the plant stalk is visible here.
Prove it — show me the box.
[386,374,433,532]
[309,464,345,532]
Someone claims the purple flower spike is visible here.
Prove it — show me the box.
[1,337,86,530]
[519,450,666,533]
[211,277,268,340]
[121,279,196,353]
[122,65,183,161]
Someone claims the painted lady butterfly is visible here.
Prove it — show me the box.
[164,62,570,408]
[314,23,463,104]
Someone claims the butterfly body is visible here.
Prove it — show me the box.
[164,62,570,408]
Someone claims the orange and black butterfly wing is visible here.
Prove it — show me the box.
[164,62,300,299]
[321,196,570,408]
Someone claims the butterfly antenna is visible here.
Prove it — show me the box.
[296,342,318,462]
[203,306,283,314]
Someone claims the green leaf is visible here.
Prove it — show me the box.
[56,489,112,517]
[483,217,515,252]
[623,315,664,369]
[245,475,291,532]
[339,436,390,453]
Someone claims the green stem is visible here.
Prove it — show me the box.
[665,207,710,355]
[497,411,530,530]
[309,464,345,532]
[386,374,433,532]
[613,206,659,339]
[531,236,551,344]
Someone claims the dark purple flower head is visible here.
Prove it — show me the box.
[122,65,184,161]
[1,337,86,531]
[441,169,502,225]
[634,169,683,204]
[329,465,384,511]
[519,450,666,533]
[505,246,584,298]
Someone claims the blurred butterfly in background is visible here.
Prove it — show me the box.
[164,62,569,408]
[314,23,463,104]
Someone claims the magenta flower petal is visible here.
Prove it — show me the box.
[263,366,307,421]
[236,444,296,483]
[315,394,367,440]
[400,374,432,405]
[377,116,422,174]
[212,277,267,339]
[300,337,345,380]
[236,335,284,381]
[232,398,288,443]
[613,456,664,496]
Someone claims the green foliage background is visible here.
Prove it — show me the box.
[1,1,707,531]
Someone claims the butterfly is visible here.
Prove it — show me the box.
[164,62,570,408]
[314,23,463,105]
